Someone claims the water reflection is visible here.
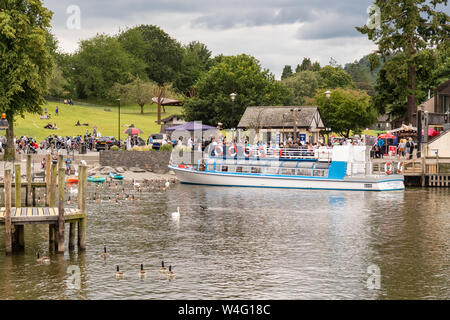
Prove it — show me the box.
[0,185,449,299]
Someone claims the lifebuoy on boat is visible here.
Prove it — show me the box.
[385,162,393,175]
[243,146,252,157]
[257,146,266,158]
[228,145,237,157]
[397,162,404,174]
[214,145,223,157]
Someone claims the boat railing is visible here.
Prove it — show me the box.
[206,145,332,161]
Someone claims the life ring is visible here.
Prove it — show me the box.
[243,146,252,157]
[397,162,404,174]
[385,162,393,175]
[214,145,223,157]
[228,145,237,157]
[257,146,266,158]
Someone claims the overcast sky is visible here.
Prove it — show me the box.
[43,0,383,79]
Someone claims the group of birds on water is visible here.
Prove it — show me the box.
[32,179,173,206]
[102,246,176,280]
[36,246,175,280]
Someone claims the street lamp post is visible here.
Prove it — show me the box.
[116,99,121,145]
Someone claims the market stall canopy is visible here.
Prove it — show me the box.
[165,122,217,131]
[379,133,396,139]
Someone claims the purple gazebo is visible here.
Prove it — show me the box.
[165,121,217,131]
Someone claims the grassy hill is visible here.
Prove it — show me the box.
[13,101,183,141]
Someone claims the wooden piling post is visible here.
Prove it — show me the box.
[14,163,21,207]
[78,165,87,250]
[69,222,77,250]
[50,163,57,207]
[27,154,32,206]
[45,153,51,206]
[57,167,65,253]
[48,163,58,247]
[14,163,25,249]
[58,154,64,173]
[4,169,13,254]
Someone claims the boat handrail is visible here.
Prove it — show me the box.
[205,145,332,161]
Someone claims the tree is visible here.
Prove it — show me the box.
[48,65,69,98]
[176,41,212,94]
[356,0,449,123]
[0,0,54,160]
[344,61,375,95]
[311,61,321,72]
[281,65,293,80]
[118,25,183,87]
[373,49,440,118]
[73,34,146,99]
[315,88,377,137]
[319,66,354,89]
[110,76,156,114]
[298,57,312,72]
[282,71,321,105]
[183,54,288,128]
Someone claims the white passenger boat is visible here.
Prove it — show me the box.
[169,145,405,191]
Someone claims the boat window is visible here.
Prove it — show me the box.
[313,169,328,177]
[281,168,296,175]
[297,168,312,176]
[222,166,228,172]
[265,166,280,175]
[241,166,250,173]
[251,166,263,174]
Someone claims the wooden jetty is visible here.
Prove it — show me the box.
[371,157,450,187]
[1,154,87,254]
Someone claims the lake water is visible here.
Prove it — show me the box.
[0,184,449,300]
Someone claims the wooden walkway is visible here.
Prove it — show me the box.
[2,154,88,254]
[0,207,84,224]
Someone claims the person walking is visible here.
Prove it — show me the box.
[406,138,415,160]
[55,106,59,116]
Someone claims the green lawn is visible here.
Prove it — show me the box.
[13,101,183,141]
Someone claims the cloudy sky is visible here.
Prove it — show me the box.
[44,0,381,78]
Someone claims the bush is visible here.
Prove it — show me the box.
[160,144,173,152]
[110,145,120,151]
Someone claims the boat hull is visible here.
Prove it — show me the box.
[169,166,405,191]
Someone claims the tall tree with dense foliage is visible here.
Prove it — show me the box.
[183,54,288,128]
[0,0,54,160]
[282,71,321,105]
[118,25,183,88]
[344,61,375,95]
[72,34,146,99]
[176,41,212,94]
[315,89,377,137]
[319,66,354,89]
[373,47,444,118]
[357,0,449,123]
[281,65,294,80]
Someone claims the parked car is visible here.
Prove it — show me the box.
[148,133,169,150]
[95,136,120,151]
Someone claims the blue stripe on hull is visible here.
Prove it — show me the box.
[179,181,405,192]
